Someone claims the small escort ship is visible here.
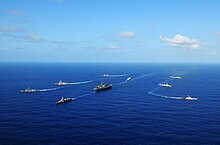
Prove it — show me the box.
[182,95,198,101]
[103,74,109,77]
[158,83,172,88]
[20,87,40,93]
[54,80,70,86]
[93,82,112,92]
[126,77,132,81]
[56,97,73,105]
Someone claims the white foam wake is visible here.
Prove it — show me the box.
[39,87,65,92]
[115,81,128,86]
[115,73,155,86]
[102,74,130,77]
[148,76,184,100]
[148,91,183,100]
[69,80,93,85]
[73,92,96,100]
[131,73,155,81]
[114,76,133,85]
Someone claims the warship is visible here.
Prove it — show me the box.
[56,97,73,104]
[55,80,70,86]
[93,82,112,92]
[158,83,172,87]
[20,87,40,93]
[182,95,198,100]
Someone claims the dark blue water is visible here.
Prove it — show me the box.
[0,63,220,145]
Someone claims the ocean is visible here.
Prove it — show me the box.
[0,63,219,145]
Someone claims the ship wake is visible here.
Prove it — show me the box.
[39,87,66,92]
[102,74,130,77]
[69,80,93,85]
[73,92,96,100]
[115,73,155,86]
[148,87,183,100]
[148,77,183,100]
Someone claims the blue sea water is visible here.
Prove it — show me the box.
[0,63,220,145]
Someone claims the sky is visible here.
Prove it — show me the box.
[0,0,220,63]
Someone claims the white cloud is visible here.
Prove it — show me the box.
[214,32,220,37]
[7,9,26,16]
[27,34,46,42]
[13,34,73,44]
[119,31,135,38]
[160,34,202,49]
[109,45,118,49]
[0,27,73,44]
[0,26,25,32]
[12,34,46,42]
